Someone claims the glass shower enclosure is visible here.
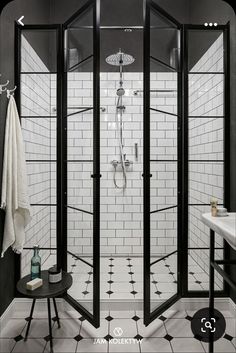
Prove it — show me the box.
[15,0,229,329]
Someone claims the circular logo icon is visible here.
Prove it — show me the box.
[113,327,123,337]
[191,307,226,342]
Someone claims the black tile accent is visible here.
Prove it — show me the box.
[52,316,57,322]
[224,333,233,341]
[164,334,173,341]
[74,334,83,342]
[109,258,114,261]
[104,334,113,341]
[108,271,114,275]
[159,315,167,322]
[88,271,93,275]
[169,272,175,275]
[79,317,85,322]
[127,258,131,261]
[85,280,91,284]
[173,280,178,283]
[195,280,202,284]
[105,315,114,322]
[68,271,73,274]
[155,291,162,295]
[185,315,192,321]
[128,272,134,275]
[189,272,195,275]
[131,290,138,295]
[72,264,76,267]
[82,291,89,295]
[127,264,133,267]
[107,280,114,284]
[129,280,136,284]
[165,265,170,268]
[132,315,140,322]
[134,334,143,340]
[106,290,114,295]
[44,335,51,342]
[150,272,154,275]
[25,317,30,322]
[14,335,23,342]
[152,280,158,284]
[109,264,114,267]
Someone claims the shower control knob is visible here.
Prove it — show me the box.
[111,160,119,168]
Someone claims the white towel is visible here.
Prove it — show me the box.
[1,95,31,257]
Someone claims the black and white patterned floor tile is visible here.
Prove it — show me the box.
[64,255,179,301]
[1,307,235,353]
[43,254,215,301]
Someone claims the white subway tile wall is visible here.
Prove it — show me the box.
[20,32,224,285]
[188,33,224,290]
[66,71,178,257]
[20,36,56,276]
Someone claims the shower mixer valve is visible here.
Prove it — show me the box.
[111,158,133,169]
[117,105,125,112]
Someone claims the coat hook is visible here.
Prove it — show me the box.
[6,86,17,98]
[0,79,9,94]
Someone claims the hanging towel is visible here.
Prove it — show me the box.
[1,95,31,257]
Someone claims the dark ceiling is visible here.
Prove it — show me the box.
[6,0,229,72]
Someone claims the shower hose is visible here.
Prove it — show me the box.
[113,96,127,189]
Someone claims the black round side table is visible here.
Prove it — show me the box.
[17,270,72,352]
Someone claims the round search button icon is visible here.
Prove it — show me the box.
[191,308,226,342]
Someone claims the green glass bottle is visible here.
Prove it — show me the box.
[31,246,41,280]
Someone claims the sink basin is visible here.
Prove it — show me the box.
[201,213,236,250]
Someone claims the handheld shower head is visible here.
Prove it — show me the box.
[116,87,125,96]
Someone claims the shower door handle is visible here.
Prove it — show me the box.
[91,174,102,178]
[142,173,152,178]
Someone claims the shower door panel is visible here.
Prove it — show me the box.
[143,0,182,325]
[63,0,100,328]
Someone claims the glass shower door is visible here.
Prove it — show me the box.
[143,0,182,325]
[63,0,100,328]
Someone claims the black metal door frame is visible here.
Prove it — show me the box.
[61,0,100,328]
[14,0,100,328]
[14,22,62,289]
[181,23,230,299]
[143,1,230,325]
[143,0,182,325]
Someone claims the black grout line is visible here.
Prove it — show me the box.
[169,339,174,353]
[10,320,27,353]
[107,257,114,297]
[127,257,138,298]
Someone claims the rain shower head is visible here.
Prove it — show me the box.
[105,49,135,66]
